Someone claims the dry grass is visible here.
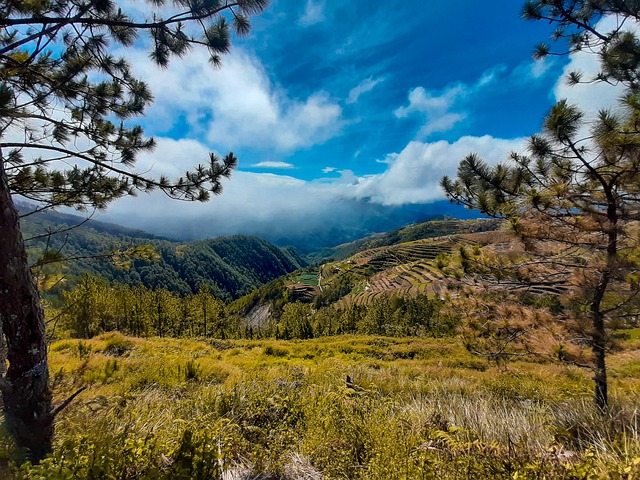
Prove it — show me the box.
[1,333,639,478]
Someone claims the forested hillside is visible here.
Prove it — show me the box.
[312,217,500,262]
[19,205,306,301]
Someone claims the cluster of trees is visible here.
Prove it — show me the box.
[52,275,455,341]
[21,207,305,301]
[56,275,232,339]
[273,295,457,340]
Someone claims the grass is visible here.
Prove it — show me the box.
[291,273,319,286]
[1,333,640,478]
[620,327,640,340]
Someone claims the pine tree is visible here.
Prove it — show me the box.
[442,2,640,409]
[0,0,268,460]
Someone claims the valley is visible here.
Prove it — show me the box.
[3,213,638,478]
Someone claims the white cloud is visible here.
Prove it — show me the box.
[100,135,523,239]
[102,164,361,240]
[376,153,398,164]
[299,0,325,26]
[394,67,502,138]
[353,135,525,205]
[125,48,343,152]
[251,161,295,169]
[347,77,384,104]
[394,85,467,137]
[132,137,214,179]
[510,58,555,84]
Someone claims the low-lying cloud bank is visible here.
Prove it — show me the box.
[100,134,522,250]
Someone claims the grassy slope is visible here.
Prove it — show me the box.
[311,218,501,263]
[3,333,639,479]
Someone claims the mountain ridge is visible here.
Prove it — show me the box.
[18,204,307,301]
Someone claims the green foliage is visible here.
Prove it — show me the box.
[5,334,637,479]
[277,302,313,340]
[313,271,357,308]
[101,333,135,357]
[20,209,306,303]
[263,345,289,357]
[180,360,202,381]
[74,341,92,360]
[57,275,234,339]
[310,294,455,338]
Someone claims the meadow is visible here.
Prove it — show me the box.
[1,332,639,479]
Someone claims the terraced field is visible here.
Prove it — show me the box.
[332,238,456,309]
[467,274,572,296]
[291,226,576,311]
[352,239,453,266]
[328,228,578,310]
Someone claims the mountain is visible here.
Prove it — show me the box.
[18,204,307,301]
[98,199,480,253]
[16,201,165,240]
[261,201,481,253]
[228,217,567,328]
[309,217,501,263]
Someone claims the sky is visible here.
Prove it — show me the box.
[97,0,623,247]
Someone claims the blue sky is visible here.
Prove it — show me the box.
[99,0,620,246]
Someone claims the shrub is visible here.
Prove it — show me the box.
[264,346,288,357]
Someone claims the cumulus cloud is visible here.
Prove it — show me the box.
[125,48,343,152]
[353,135,525,205]
[394,67,503,138]
[251,161,295,169]
[49,135,516,243]
[101,135,523,241]
[131,137,214,179]
[509,58,555,84]
[347,77,384,104]
[102,164,368,243]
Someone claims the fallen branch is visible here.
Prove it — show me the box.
[52,386,87,418]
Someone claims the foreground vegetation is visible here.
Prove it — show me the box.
[1,333,638,479]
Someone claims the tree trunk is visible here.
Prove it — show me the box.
[592,304,608,410]
[590,228,616,411]
[0,155,53,462]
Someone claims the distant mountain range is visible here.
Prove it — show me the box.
[258,201,482,253]
[17,202,306,301]
[308,216,501,263]
[16,199,486,304]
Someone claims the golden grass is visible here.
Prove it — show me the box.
[1,333,639,478]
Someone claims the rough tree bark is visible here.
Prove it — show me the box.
[0,151,53,462]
